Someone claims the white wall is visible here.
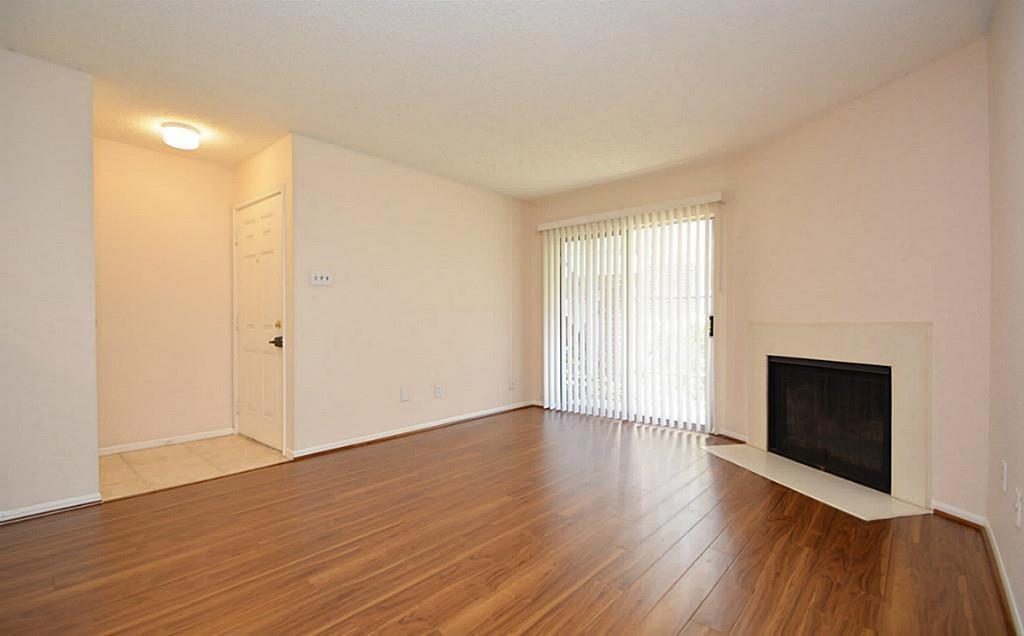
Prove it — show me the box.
[94,138,234,449]
[290,134,530,453]
[528,39,991,517]
[1,49,99,516]
[987,0,1024,622]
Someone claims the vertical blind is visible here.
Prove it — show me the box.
[542,202,716,431]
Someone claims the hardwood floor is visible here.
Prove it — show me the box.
[0,407,1011,634]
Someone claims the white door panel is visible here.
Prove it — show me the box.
[235,193,284,450]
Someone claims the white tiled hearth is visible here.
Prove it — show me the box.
[705,444,929,520]
[735,321,933,512]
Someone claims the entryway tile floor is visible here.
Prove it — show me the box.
[99,435,288,501]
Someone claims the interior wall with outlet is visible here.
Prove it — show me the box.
[987,0,1024,617]
[1,49,99,514]
[527,40,991,517]
[94,138,234,449]
[290,133,529,452]
[234,134,295,450]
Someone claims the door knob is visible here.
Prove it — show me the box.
[268,336,283,348]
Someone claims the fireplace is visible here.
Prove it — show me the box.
[767,356,892,493]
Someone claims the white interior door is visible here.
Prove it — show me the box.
[234,192,284,451]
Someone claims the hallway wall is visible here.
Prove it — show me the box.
[987,0,1024,622]
[94,138,234,450]
[1,49,98,516]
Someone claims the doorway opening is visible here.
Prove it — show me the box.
[94,137,291,501]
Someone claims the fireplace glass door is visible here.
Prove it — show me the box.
[767,356,892,493]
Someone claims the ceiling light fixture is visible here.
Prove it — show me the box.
[161,122,201,150]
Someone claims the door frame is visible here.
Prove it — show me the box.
[231,187,288,456]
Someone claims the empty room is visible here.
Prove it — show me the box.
[1,1,1021,633]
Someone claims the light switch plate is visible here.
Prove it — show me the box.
[311,271,333,286]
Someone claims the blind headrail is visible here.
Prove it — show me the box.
[536,192,723,232]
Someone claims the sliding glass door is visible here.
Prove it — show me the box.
[542,202,715,431]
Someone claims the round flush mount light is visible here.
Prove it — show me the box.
[161,122,200,150]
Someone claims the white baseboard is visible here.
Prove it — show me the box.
[291,401,540,458]
[986,518,1024,634]
[99,427,235,456]
[717,429,749,442]
[1,492,101,523]
[931,500,1022,633]
[930,500,987,526]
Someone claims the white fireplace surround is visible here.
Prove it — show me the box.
[746,322,932,509]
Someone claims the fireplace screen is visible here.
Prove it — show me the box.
[767,356,892,493]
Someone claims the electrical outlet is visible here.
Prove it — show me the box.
[1016,489,1022,529]
[509,378,517,391]
[1003,460,1009,493]
[400,386,410,402]
[310,271,333,286]
[433,384,443,398]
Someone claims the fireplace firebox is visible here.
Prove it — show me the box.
[767,356,892,493]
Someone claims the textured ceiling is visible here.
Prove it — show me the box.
[0,1,992,198]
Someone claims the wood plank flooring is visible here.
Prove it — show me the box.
[0,407,1011,634]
